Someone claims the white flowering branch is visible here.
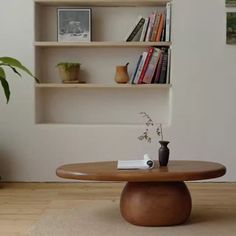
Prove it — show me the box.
[138,112,163,143]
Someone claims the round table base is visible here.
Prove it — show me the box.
[120,181,192,226]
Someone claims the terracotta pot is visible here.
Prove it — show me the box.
[114,63,130,84]
[57,64,80,83]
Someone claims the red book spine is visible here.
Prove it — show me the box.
[142,48,160,84]
[137,47,154,84]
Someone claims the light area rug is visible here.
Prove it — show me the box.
[29,200,236,236]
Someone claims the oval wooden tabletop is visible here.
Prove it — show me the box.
[56,160,226,182]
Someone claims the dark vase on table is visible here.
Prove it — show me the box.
[159,141,170,166]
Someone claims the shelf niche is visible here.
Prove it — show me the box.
[35,88,170,124]
[35,3,168,42]
[34,0,172,125]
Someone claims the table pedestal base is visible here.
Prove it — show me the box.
[120,181,192,226]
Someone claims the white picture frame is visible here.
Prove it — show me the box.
[57,8,91,42]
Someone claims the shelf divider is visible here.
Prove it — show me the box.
[34,41,172,48]
[35,0,171,7]
[35,83,172,88]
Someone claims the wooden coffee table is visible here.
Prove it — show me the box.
[56,160,226,226]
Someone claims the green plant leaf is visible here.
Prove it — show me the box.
[0,77,10,103]
[0,67,6,79]
[0,57,39,83]
[0,57,32,76]
[7,65,22,77]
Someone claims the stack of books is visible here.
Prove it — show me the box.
[124,2,171,42]
[131,47,171,84]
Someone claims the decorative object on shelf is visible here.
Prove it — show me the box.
[138,111,170,166]
[0,57,38,103]
[226,0,236,7]
[114,62,130,84]
[226,12,236,44]
[158,141,170,166]
[57,8,91,42]
[57,62,81,83]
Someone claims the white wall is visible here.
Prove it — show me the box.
[0,0,235,181]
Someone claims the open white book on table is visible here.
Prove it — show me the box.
[117,154,154,170]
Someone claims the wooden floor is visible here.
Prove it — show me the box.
[0,182,235,235]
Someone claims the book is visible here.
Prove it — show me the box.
[158,49,168,84]
[140,17,150,42]
[165,2,171,41]
[145,12,156,42]
[132,51,148,84]
[150,13,160,42]
[131,26,143,41]
[117,155,154,170]
[131,55,143,84]
[160,25,165,42]
[160,13,166,41]
[142,48,161,84]
[124,16,142,41]
[127,18,145,41]
[153,50,163,83]
[166,49,171,84]
[137,47,154,84]
[125,16,145,42]
[155,13,165,42]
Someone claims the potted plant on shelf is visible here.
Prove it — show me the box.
[138,112,170,166]
[0,57,38,103]
[56,62,81,83]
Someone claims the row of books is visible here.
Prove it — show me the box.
[124,2,171,42]
[131,47,170,84]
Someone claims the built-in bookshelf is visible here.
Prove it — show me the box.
[34,0,172,125]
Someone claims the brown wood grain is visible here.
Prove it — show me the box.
[120,181,192,226]
[56,160,226,182]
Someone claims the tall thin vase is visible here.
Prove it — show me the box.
[159,141,170,166]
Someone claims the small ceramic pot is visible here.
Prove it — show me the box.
[114,63,130,84]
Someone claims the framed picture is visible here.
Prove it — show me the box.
[226,0,236,7]
[227,12,236,44]
[57,8,91,42]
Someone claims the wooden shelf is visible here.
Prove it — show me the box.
[35,41,172,48]
[35,83,172,88]
[35,0,170,7]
